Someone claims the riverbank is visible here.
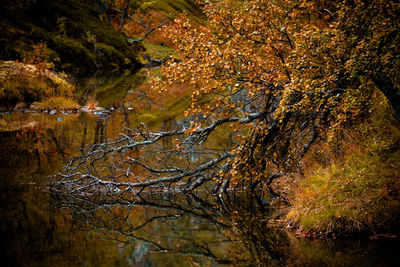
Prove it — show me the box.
[283,97,400,237]
[0,60,79,111]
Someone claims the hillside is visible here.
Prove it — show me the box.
[0,0,141,76]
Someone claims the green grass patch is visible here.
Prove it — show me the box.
[0,78,48,106]
[142,40,175,60]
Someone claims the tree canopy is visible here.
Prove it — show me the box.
[156,0,400,183]
[51,0,400,198]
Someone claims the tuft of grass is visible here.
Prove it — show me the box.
[287,151,400,233]
[286,97,400,234]
[85,96,98,111]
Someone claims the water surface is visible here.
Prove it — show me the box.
[0,75,399,266]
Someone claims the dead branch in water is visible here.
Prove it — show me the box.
[47,111,269,196]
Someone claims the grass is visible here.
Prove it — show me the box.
[31,96,79,111]
[142,40,176,60]
[287,151,400,233]
[286,97,400,234]
[0,61,76,110]
[140,0,205,24]
[0,78,48,106]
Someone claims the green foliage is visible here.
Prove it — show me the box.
[95,43,126,65]
[56,17,67,36]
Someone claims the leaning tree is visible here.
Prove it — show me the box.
[49,0,400,198]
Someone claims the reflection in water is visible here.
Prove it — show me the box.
[76,71,146,109]
[50,190,287,266]
[48,189,400,267]
[1,111,399,266]
[94,114,109,144]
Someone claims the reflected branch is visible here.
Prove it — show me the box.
[49,190,287,266]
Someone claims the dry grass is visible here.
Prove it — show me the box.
[85,97,98,111]
[0,61,76,109]
[31,96,79,111]
[285,98,400,234]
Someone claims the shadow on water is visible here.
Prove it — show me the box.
[0,96,400,266]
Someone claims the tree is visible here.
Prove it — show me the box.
[50,0,400,197]
[95,0,139,30]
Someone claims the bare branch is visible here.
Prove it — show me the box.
[127,23,165,43]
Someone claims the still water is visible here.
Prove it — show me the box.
[1,75,399,266]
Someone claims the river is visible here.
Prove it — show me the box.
[0,72,399,266]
